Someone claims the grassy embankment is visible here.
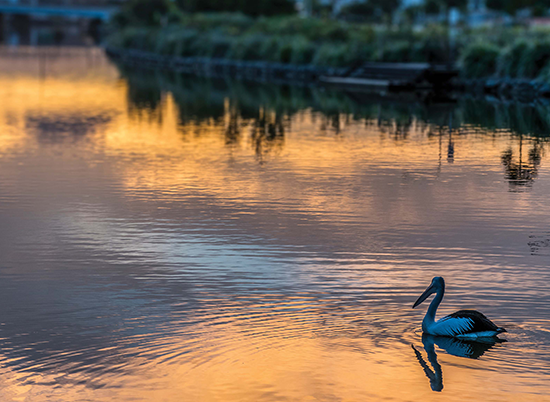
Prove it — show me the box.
[107,11,550,80]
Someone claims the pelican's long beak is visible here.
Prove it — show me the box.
[413,284,435,308]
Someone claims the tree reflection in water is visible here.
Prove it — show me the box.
[412,334,506,392]
[447,114,455,164]
[116,64,550,185]
[224,101,241,146]
[250,108,285,164]
[501,135,544,191]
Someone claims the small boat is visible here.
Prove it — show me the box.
[412,277,506,338]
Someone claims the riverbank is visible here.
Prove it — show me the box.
[106,14,449,68]
[107,46,550,101]
[107,12,550,77]
[106,10,550,100]
[105,47,341,85]
[461,78,550,101]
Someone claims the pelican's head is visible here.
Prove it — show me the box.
[412,276,445,309]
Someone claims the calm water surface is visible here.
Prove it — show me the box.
[0,47,549,401]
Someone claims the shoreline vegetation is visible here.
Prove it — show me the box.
[106,1,550,96]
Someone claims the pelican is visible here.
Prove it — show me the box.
[412,277,506,338]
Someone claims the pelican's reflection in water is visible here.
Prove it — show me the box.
[412,334,506,392]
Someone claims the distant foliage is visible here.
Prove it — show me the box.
[498,40,530,77]
[112,0,180,28]
[485,0,550,16]
[495,38,550,79]
[461,42,500,78]
[410,28,449,63]
[228,34,271,60]
[312,43,349,66]
[338,2,376,22]
[338,0,401,23]
[107,12,455,67]
[251,16,351,42]
[108,10,550,78]
[519,41,550,78]
[174,0,296,16]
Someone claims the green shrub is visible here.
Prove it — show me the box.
[313,43,349,67]
[173,29,200,57]
[518,40,550,78]
[290,36,316,64]
[498,40,530,78]
[106,12,550,78]
[228,34,270,61]
[537,61,550,82]
[175,0,295,17]
[380,41,411,62]
[252,16,350,42]
[155,26,185,55]
[410,36,448,63]
[180,12,253,33]
[277,40,293,64]
[461,42,500,78]
[104,31,124,48]
[338,2,376,22]
[353,25,376,44]
[112,0,180,28]
[357,42,375,62]
[204,34,234,58]
[258,36,283,62]
[116,27,158,51]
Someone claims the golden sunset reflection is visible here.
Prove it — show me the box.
[0,48,549,401]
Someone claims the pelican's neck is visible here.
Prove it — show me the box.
[423,286,444,328]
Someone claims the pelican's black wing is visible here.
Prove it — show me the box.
[439,310,505,335]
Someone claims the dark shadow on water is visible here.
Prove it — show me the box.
[117,63,550,138]
[501,134,543,192]
[412,334,506,392]
[26,113,112,144]
[115,64,550,181]
[528,231,550,256]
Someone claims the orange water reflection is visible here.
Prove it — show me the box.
[0,48,549,401]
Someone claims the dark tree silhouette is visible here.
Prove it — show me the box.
[176,0,296,16]
[501,136,543,191]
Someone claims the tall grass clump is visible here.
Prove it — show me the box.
[112,0,181,28]
[107,5,550,77]
[312,43,349,67]
[518,41,550,78]
[498,40,530,78]
[460,42,500,78]
[228,34,271,61]
[108,17,454,68]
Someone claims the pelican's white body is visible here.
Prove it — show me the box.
[423,316,502,338]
